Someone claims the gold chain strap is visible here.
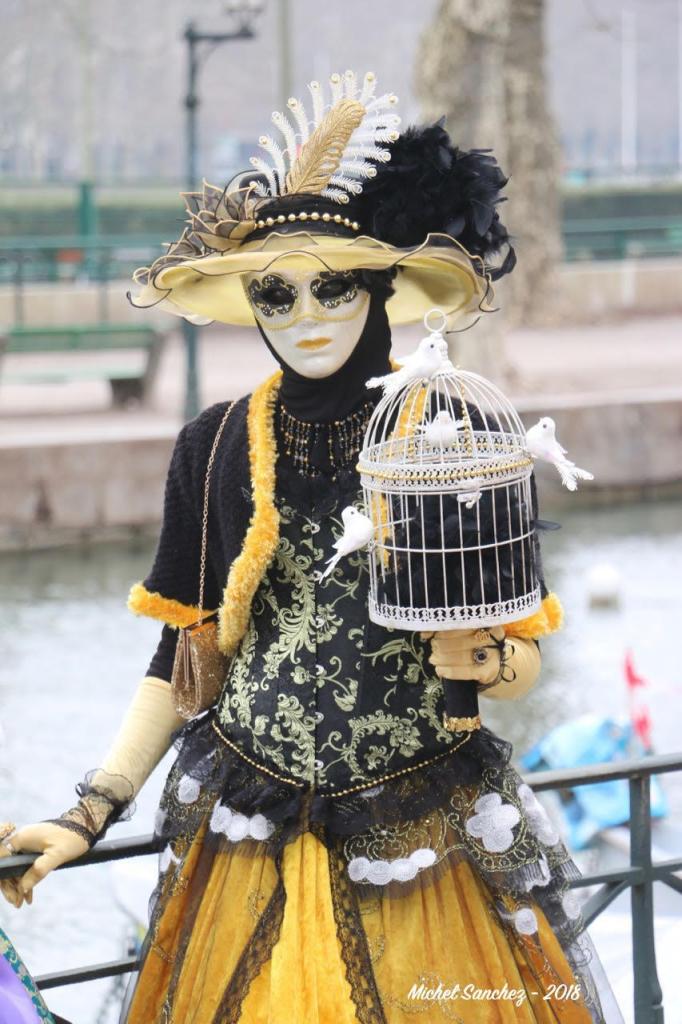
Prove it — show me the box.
[197,401,236,622]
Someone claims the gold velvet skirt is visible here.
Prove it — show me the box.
[124,822,598,1024]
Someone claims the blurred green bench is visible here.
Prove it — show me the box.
[0,324,165,406]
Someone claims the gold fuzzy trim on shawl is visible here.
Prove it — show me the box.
[127,582,212,630]
[217,371,282,655]
[503,591,564,640]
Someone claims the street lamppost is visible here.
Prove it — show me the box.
[182,1,264,421]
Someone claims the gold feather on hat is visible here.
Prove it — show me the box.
[285,99,366,196]
[248,72,400,204]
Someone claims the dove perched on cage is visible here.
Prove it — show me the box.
[320,506,375,580]
[366,334,446,394]
[417,410,466,447]
[525,417,594,491]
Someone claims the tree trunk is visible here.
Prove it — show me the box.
[415,0,562,384]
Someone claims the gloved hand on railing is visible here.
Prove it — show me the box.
[0,675,184,908]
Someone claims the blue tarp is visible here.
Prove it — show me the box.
[520,714,668,849]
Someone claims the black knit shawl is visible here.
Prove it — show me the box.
[141,396,252,626]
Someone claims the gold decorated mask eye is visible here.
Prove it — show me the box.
[310,270,360,309]
[247,274,298,318]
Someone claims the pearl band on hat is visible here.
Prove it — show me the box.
[255,212,360,231]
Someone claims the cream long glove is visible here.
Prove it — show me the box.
[0,676,184,909]
[424,627,541,701]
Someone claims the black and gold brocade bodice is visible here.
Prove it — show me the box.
[213,403,460,796]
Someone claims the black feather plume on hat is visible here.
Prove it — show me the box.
[357,119,516,281]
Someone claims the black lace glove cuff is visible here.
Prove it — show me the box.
[44,770,136,849]
[475,633,515,692]
[42,814,99,847]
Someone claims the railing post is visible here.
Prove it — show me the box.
[629,772,664,1023]
[14,252,25,327]
[97,245,110,323]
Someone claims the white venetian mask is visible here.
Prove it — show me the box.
[244,267,370,378]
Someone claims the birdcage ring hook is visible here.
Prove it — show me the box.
[423,307,447,335]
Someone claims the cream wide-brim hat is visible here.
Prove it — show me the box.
[129,229,495,328]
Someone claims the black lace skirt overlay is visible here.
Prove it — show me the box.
[131,710,615,1024]
[155,711,513,847]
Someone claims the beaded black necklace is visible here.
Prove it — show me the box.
[277,399,375,477]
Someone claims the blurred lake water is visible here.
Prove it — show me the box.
[0,496,681,1023]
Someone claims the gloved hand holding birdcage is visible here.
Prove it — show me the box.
[422,624,543,703]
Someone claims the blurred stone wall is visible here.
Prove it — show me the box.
[3,389,681,549]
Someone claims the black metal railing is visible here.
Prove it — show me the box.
[2,752,681,1023]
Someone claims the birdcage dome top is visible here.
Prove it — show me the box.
[358,325,533,495]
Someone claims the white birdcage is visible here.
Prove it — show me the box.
[357,312,542,631]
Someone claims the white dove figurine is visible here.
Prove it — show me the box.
[433,333,456,371]
[320,506,374,580]
[525,416,594,491]
[366,334,445,394]
[417,410,466,447]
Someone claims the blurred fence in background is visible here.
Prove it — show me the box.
[3,210,682,302]
[562,216,682,261]
[1,223,682,334]
[0,238,159,325]
[2,180,682,263]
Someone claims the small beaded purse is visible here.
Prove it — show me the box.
[171,402,235,719]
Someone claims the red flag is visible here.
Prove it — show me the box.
[624,649,648,690]
[631,702,653,751]
[624,651,654,750]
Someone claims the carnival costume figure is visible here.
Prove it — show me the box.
[0,71,624,1024]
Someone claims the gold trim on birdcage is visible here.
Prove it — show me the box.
[357,457,534,484]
